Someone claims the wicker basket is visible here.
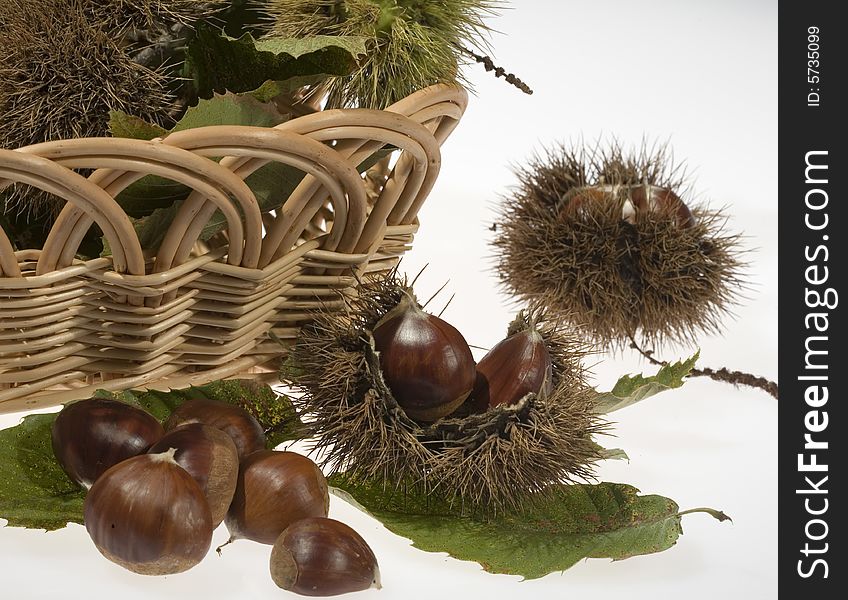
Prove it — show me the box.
[0,84,468,413]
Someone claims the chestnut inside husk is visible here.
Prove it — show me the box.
[492,141,744,348]
[284,272,606,513]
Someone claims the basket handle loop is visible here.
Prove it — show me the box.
[17,138,263,271]
[158,127,367,274]
[0,149,144,278]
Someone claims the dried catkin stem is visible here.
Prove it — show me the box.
[456,45,533,94]
[627,334,778,399]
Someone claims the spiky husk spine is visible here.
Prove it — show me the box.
[0,0,225,217]
[261,0,500,109]
[492,142,746,349]
[286,271,605,514]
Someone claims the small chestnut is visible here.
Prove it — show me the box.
[270,517,381,596]
[225,450,329,545]
[165,397,266,459]
[372,293,475,422]
[51,398,164,488]
[84,449,213,575]
[472,327,553,410]
[148,423,239,528]
[630,184,696,228]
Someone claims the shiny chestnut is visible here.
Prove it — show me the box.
[165,398,265,459]
[84,449,213,575]
[270,517,381,596]
[472,327,553,410]
[148,423,238,528]
[630,184,696,228]
[51,398,164,488]
[372,293,475,422]
[225,450,329,545]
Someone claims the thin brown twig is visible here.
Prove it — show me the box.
[627,333,778,399]
[456,45,533,95]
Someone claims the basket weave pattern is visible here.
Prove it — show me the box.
[0,85,468,412]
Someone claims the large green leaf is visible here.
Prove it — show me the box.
[330,474,728,580]
[0,381,303,530]
[0,414,85,530]
[185,25,367,100]
[594,352,699,413]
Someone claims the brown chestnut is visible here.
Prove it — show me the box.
[51,398,164,488]
[630,184,696,228]
[84,449,213,575]
[224,450,329,545]
[270,517,381,596]
[148,423,238,528]
[372,293,475,422]
[165,397,265,459]
[472,327,553,410]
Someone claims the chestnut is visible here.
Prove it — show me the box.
[84,449,213,575]
[225,450,329,545]
[270,517,381,596]
[372,293,475,422]
[472,327,553,409]
[630,184,696,228]
[148,423,238,528]
[51,398,164,488]
[165,397,266,459]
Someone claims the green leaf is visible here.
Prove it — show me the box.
[330,475,728,579]
[171,91,288,132]
[185,25,367,100]
[108,111,167,140]
[598,446,629,461]
[0,413,85,530]
[594,352,699,414]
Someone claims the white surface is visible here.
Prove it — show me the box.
[0,1,778,598]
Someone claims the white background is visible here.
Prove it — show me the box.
[0,1,778,598]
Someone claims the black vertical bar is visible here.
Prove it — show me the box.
[779,1,844,597]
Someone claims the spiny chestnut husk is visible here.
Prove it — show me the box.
[285,272,606,513]
[165,398,266,459]
[84,449,213,575]
[51,398,164,488]
[148,423,239,528]
[225,450,329,545]
[270,517,381,596]
[472,322,553,410]
[492,141,745,349]
[372,293,475,422]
